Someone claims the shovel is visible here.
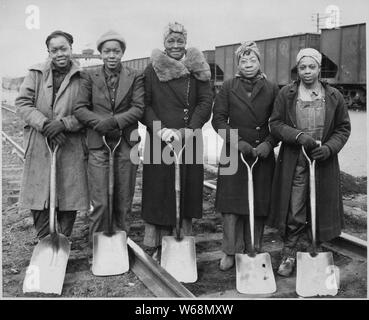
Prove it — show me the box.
[161,142,197,283]
[92,135,129,276]
[296,144,339,297]
[23,139,70,295]
[235,154,276,294]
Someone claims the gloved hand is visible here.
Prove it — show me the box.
[297,133,318,150]
[310,145,331,161]
[105,129,122,140]
[43,119,65,138]
[94,117,118,135]
[238,140,257,158]
[255,142,272,159]
[50,132,67,148]
[157,128,181,143]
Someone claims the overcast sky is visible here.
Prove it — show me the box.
[0,0,368,77]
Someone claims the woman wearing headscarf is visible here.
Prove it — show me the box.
[16,30,89,239]
[212,41,279,270]
[141,22,213,260]
[268,48,351,277]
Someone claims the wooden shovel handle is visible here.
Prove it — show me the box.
[102,135,122,235]
[45,138,59,235]
[301,141,321,254]
[166,142,186,239]
[240,154,258,255]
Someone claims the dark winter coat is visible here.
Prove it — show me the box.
[212,76,279,215]
[141,48,213,226]
[268,80,351,241]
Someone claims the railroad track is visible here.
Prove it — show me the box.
[202,175,367,259]
[1,109,194,298]
[2,103,367,298]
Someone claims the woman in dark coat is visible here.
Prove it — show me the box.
[141,22,213,260]
[212,41,279,271]
[268,48,351,277]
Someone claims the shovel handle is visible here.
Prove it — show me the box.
[166,142,186,239]
[102,135,122,235]
[45,138,59,235]
[240,154,258,255]
[301,141,321,254]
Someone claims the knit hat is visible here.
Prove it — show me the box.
[96,30,126,53]
[235,41,261,62]
[46,30,73,48]
[296,48,322,66]
[163,22,187,43]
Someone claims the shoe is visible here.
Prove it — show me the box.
[277,256,296,277]
[219,254,235,271]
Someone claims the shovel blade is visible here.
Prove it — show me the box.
[23,235,70,295]
[296,251,339,297]
[92,230,129,276]
[161,236,197,283]
[235,252,276,295]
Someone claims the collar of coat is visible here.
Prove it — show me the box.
[150,47,211,82]
[286,79,338,101]
[29,59,81,78]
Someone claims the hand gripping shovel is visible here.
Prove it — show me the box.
[160,142,197,283]
[92,135,129,276]
[296,144,339,297]
[23,139,70,295]
[235,154,276,294]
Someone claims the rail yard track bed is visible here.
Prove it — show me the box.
[1,107,367,298]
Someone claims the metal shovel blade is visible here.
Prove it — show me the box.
[23,235,70,295]
[161,235,197,283]
[235,252,276,295]
[92,230,129,276]
[296,251,339,297]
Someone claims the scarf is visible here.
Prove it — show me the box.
[150,47,211,82]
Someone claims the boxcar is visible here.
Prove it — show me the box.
[320,23,366,109]
[215,33,320,87]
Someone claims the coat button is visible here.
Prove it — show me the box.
[256,126,260,130]
[255,140,260,144]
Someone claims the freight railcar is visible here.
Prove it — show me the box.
[320,23,366,109]
[214,33,321,86]
[214,23,366,109]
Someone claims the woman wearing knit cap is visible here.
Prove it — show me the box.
[15,30,89,240]
[74,30,145,253]
[212,41,279,271]
[141,22,213,261]
[268,48,351,277]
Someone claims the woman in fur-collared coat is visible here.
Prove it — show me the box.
[141,22,213,260]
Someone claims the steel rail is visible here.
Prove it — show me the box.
[2,133,195,298]
[1,103,16,113]
[203,177,367,257]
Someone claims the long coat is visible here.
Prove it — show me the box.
[141,63,213,226]
[73,64,145,148]
[212,77,279,216]
[267,80,351,241]
[15,60,89,211]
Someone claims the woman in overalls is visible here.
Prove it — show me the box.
[268,48,351,277]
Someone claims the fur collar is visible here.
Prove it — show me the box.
[150,47,211,82]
